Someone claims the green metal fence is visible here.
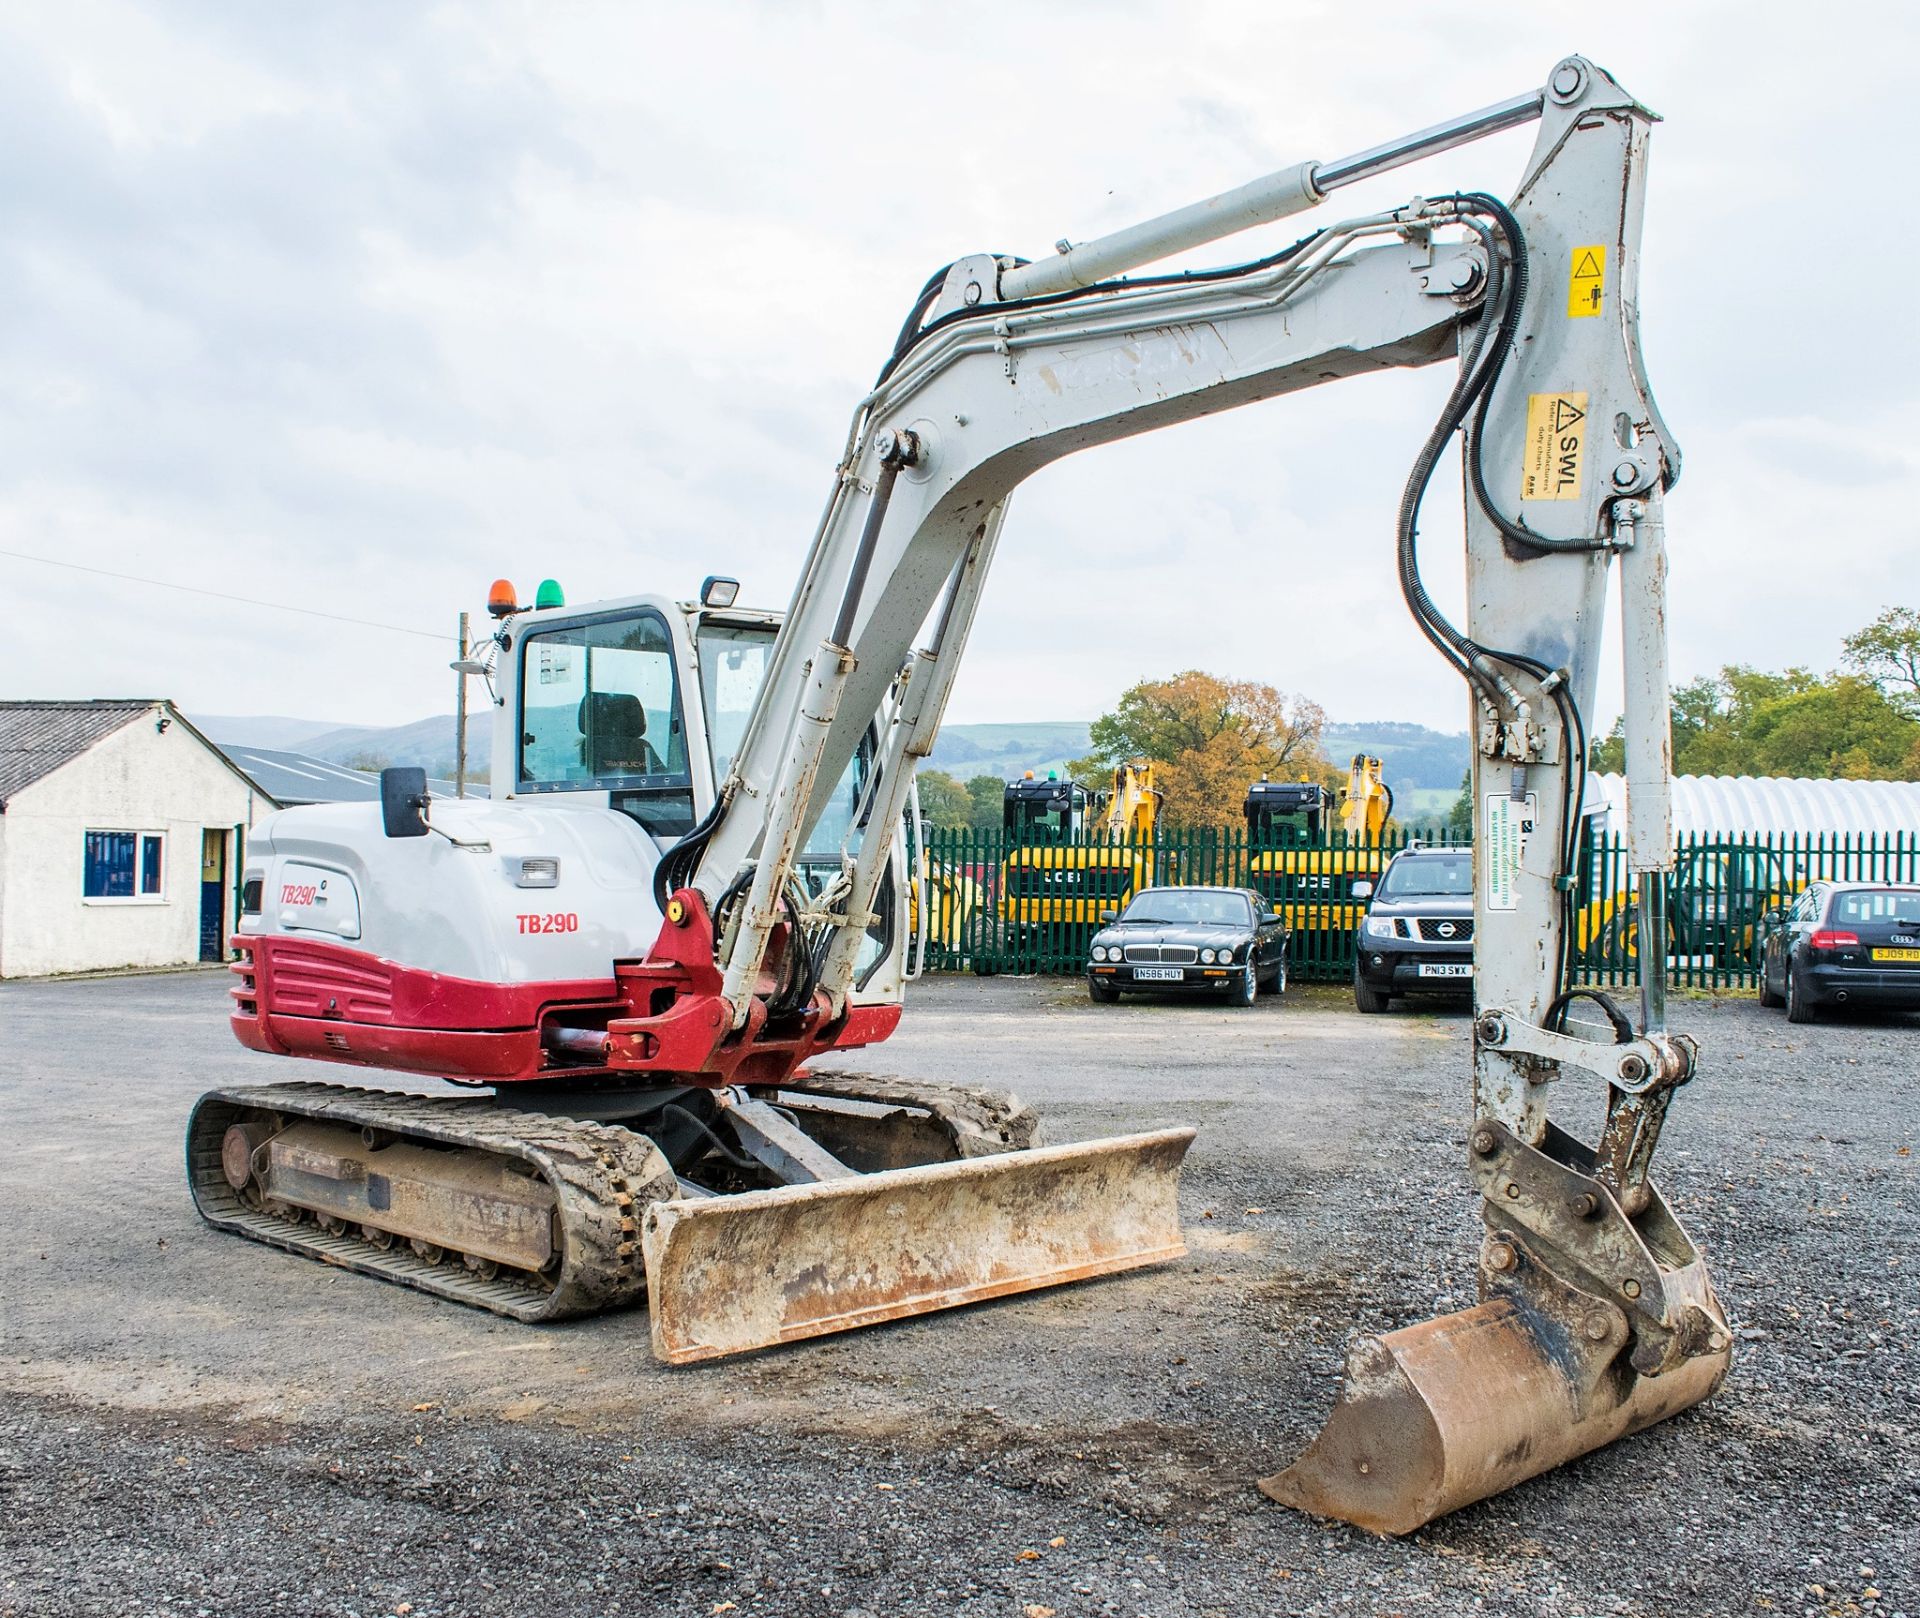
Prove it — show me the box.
[917,824,1920,990]
[918,825,1465,980]
[1568,829,1920,992]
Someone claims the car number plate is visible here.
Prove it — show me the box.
[1417,963,1473,978]
[1133,966,1184,981]
[1870,947,1920,962]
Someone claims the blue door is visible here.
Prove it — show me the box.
[199,830,228,962]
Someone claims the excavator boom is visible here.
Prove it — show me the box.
[644,52,1727,1531]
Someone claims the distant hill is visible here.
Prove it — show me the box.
[193,711,1468,811]
[1323,720,1469,790]
[924,721,1092,784]
[192,713,357,751]
[197,712,489,780]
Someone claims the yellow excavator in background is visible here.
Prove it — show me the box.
[1245,757,1397,950]
[1339,753,1395,841]
[1105,758,1162,845]
[980,761,1162,971]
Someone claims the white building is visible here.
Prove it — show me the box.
[0,700,277,978]
[1586,773,1920,838]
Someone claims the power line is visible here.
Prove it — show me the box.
[0,546,450,642]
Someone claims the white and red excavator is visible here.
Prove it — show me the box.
[190,55,1729,1534]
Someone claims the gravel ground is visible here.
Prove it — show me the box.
[2,970,1915,1618]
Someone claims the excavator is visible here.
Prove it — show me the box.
[1340,753,1395,840]
[978,760,1160,970]
[190,55,1728,1535]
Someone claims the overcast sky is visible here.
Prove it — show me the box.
[2,2,1914,737]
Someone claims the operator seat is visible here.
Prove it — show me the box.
[579,691,663,776]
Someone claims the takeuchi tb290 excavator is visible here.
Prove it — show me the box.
[192,55,1729,1535]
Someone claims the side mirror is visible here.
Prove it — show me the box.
[380,767,431,839]
[1098,909,1118,924]
[1350,880,1374,900]
[1762,906,1786,927]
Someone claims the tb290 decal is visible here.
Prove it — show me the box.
[516,912,580,935]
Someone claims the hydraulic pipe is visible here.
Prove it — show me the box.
[998,83,1549,301]
[1311,89,1547,191]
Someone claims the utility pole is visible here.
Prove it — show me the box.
[455,611,470,799]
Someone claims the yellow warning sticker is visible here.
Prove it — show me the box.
[1567,244,1606,318]
[1522,392,1588,502]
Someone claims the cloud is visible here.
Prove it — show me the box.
[0,0,1914,742]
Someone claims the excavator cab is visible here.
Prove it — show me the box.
[1001,773,1094,842]
[1244,779,1326,848]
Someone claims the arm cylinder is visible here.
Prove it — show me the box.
[1618,495,1675,1032]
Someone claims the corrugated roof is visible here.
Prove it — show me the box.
[1588,773,1920,837]
[218,745,464,806]
[0,700,153,807]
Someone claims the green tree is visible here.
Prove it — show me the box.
[1445,770,1474,836]
[1589,664,1920,779]
[914,768,972,831]
[964,773,1005,831]
[1842,605,1920,718]
[1072,670,1336,830]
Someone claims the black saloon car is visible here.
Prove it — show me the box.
[1087,886,1287,1005]
[1353,846,1474,1013]
[1758,881,1920,1022]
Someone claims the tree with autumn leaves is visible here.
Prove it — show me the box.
[1070,670,1340,831]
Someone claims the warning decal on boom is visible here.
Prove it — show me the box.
[1567,244,1606,318]
[1521,391,1588,502]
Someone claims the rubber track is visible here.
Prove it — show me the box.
[770,1069,1040,1157]
[187,1082,678,1322]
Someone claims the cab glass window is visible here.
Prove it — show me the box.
[696,622,775,785]
[519,611,690,791]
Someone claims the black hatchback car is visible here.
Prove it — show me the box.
[1087,886,1288,1005]
[1353,846,1474,1013]
[1758,882,1920,1022]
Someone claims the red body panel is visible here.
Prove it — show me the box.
[229,889,900,1088]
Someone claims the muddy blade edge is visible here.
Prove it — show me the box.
[641,1127,1196,1365]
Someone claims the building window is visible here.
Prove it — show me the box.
[83,830,165,899]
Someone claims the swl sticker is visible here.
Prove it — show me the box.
[1521,391,1588,502]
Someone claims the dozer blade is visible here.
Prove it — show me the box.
[1259,1295,1731,1535]
[642,1127,1195,1364]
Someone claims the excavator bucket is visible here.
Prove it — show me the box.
[1261,1251,1731,1534]
[642,1127,1195,1364]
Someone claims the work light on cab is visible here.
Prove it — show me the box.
[535,579,565,610]
[486,578,518,618]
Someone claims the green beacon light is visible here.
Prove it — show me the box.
[534,578,565,610]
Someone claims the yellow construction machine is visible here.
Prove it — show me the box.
[978,763,1160,969]
[191,55,1729,1536]
[1339,752,1395,841]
